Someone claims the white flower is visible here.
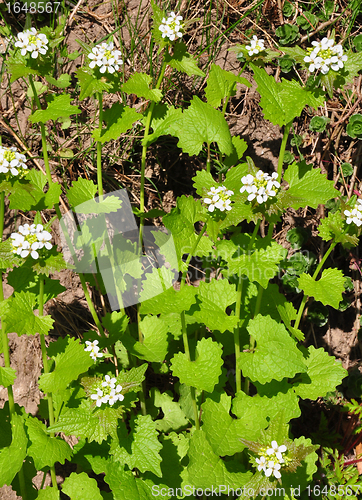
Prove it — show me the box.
[344,199,362,226]
[305,37,347,75]
[102,374,117,389]
[91,389,105,407]
[159,11,184,42]
[256,455,266,472]
[240,170,280,204]
[0,146,27,176]
[245,35,265,57]
[88,41,123,74]
[10,223,52,259]
[266,440,287,462]
[204,185,234,213]
[265,460,282,479]
[108,390,118,406]
[85,339,100,352]
[14,27,48,59]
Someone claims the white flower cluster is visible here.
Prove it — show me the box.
[204,186,234,212]
[245,35,265,57]
[255,441,287,479]
[14,27,48,59]
[84,339,104,362]
[159,12,184,42]
[0,146,27,176]
[88,42,123,74]
[344,199,362,227]
[90,375,124,407]
[304,37,347,75]
[240,170,280,204]
[11,224,52,259]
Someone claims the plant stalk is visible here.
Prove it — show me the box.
[294,241,337,331]
[97,92,104,200]
[38,277,57,488]
[277,121,292,182]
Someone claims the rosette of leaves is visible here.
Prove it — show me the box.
[306,301,329,327]
[286,227,311,249]
[278,55,295,73]
[310,115,330,133]
[346,114,362,139]
[275,24,299,45]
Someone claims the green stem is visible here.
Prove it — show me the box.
[38,278,57,488]
[28,75,52,185]
[97,92,104,200]
[294,241,337,331]
[136,56,168,416]
[206,142,211,174]
[234,277,244,393]
[277,121,292,183]
[0,190,28,499]
[180,224,207,429]
[29,75,106,341]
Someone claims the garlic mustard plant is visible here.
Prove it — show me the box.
[10,224,52,259]
[0,145,27,176]
[344,199,362,227]
[245,35,265,56]
[84,339,104,362]
[14,27,48,58]
[90,375,124,407]
[204,185,234,212]
[88,41,123,74]
[159,12,184,42]
[304,37,348,75]
[240,170,280,204]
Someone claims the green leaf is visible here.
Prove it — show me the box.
[173,96,233,156]
[28,94,81,123]
[218,235,286,288]
[309,115,329,132]
[31,247,68,276]
[66,178,97,209]
[92,103,140,143]
[187,430,252,490]
[223,135,248,168]
[284,162,339,209]
[171,337,223,392]
[7,60,39,83]
[150,388,188,432]
[111,415,162,477]
[0,367,16,388]
[122,72,162,102]
[205,64,251,108]
[189,279,238,333]
[0,414,27,487]
[164,41,205,77]
[318,210,358,247]
[346,113,362,139]
[26,415,72,469]
[0,291,54,336]
[251,64,325,126]
[36,486,60,500]
[140,277,197,315]
[295,346,347,399]
[275,24,299,45]
[0,239,22,271]
[122,315,169,363]
[62,472,103,500]
[76,67,112,100]
[298,268,345,308]
[238,315,307,384]
[144,104,183,146]
[9,170,62,211]
[202,394,257,456]
[45,74,71,88]
[163,196,213,271]
[39,337,94,394]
